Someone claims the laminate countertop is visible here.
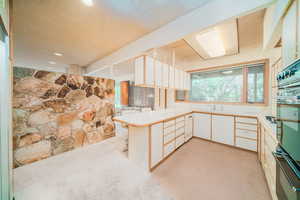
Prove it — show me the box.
[113,108,259,127]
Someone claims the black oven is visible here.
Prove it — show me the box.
[275,58,300,200]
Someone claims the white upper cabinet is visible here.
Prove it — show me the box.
[174,68,180,89]
[162,63,169,88]
[134,56,144,85]
[169,66,175,89]
[155,60,162,87]
[282,0,298,66]
[145,56,155,86]
[212,115,234,145]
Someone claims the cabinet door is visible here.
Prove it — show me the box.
[282,0,297,66]
[212,115,234,145]
[174,68,180,89]
[155,60,162,87]
[150,123,163,168]
[193,113,211,139]
[162,63,169,88]
[134,56,144,85]
[145,56,155,86]
[169,66,174,89]
[185,114,193,141]
[180,71,185,90]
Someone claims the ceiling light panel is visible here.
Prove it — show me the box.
[82,0,94,7]
[196,28,225,57]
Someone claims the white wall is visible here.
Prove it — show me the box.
[167,10,282,117]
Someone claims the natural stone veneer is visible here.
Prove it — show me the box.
[13,67,115,168]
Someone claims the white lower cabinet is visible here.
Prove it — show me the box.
[212,115,234,145]
[193,113,211,139]
[185,114,193,141]
[150,123,163,167]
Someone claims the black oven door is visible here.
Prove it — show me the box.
[277,103,300,168]
[274,152,300,200]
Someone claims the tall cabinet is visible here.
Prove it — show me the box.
[282,0,300,66]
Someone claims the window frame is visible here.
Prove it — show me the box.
[175,59,269,106]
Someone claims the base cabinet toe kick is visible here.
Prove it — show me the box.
[117,111,259,172]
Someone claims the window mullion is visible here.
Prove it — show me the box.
[242,66,248,103]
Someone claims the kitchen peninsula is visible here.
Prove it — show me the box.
[114,108,260,171]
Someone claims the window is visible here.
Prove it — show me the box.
[176,60,268,105]
[190,67,243,102]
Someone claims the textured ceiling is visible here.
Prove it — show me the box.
[13,0,210,70]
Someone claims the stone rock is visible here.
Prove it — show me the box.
[14,77,60,97]
[19,133,42,147]
[85,86,93,97]
[13,67,34,79]
[43,99,69,113]
[65,90,86,104]
[57,86,71,98]
[86,131,103,144]
[95,120,103,128]
[105,79,114,91]
[71,120,84,130]
[84,76,95,85]
[55,74,67,85]
[73,130,86,147]
[94,87,104,99]
[82,123,95,133]
[96,78,104,85]
[37,122,57,137]
[34,71,50,79]
[15,140,51,165]
[28,110,52,127]
[13,95,43,111]
[52,137,74,155]
[41,88,58,99]
[57,112,78,126]
[67,75,83,90]
[13,135,18,150]
[82,110,95,122]
[13,109,30,135]
[103,118,115,136]
[57,126,71,139]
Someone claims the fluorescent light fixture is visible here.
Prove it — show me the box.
[196,28,225,58]
[49,61,56,65]
[222,70,233,74]
[82,0,94,6]
[54,52,63,56]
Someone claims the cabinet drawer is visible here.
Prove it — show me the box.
[164,125,175,135]
[175,127,185,137]
[164,120,175,128]
[185,132,192,142]
[164,141,175,157]
[176,116,185,123]
[236,137,257,151]
[176,135,185,148]
[235,117,257,124]
[236,123,257,131]
[236,129,257,140]
[164,132,175,144]
[175,120,185,129]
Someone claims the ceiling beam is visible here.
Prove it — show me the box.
[86,0,275,75]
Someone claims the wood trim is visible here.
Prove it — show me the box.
[175,100,268,106]
[243,66,248,103]
[187,59,268,73]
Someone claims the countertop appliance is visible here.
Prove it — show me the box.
[275,58,300,200]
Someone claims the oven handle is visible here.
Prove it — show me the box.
[273,151,300,192]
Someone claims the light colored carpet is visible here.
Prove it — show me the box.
[152,138,272,200]
[13,138,173,200]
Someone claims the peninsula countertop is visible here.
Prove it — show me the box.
[113,108,259,127]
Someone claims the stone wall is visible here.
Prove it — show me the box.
[13,67,115,168]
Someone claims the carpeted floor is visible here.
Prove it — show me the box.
[152,138,272,200]
[13,138,173,200]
